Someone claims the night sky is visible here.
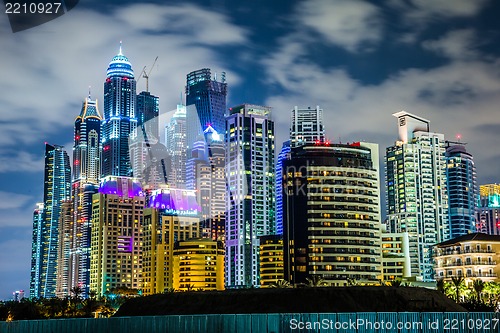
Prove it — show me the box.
[1,0,500,299]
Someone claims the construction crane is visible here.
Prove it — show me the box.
[137,56,158,92]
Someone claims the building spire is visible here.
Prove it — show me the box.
[88,86,92,100]
[119,40,123,56]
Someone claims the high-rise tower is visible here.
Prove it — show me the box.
[165,104,187,189]
[283,143,382,286]
[65,94,102,297]
[31,144,71,298]
[446,142,478,238]
[386,111,449,282]
[185,68,227,150]
[90,176,145,296]
[185,126,226,240]
[275,141,290,235]
[101,44,137,177]
[225,104,275,288]
[290,106,325,148]
[477,184,500,235]
[29,203,44,298]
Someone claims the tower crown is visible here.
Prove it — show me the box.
[106,43,134,79]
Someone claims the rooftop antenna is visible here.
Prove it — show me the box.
[88,86,91,99]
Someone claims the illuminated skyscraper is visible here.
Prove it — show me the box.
[275,141,290,235]
[165,104,187,188]
[386,111,449,282]
[90,177,145,296]
[142,189,201,295]
[31,144,71,298]
[137,91,159,141]
[185,68,227,150]
[101,44,137,177]
[29,203,44,298]
[477,184,500,235]
[225,104,275,288]
[290,106,325,148]
[283,143,382,286]
[186,126,226,240]
[446,142,478,238]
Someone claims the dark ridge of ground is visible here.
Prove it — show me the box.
[114,287,466,316]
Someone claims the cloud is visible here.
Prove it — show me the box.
[0,150,44,173]
[422,29,480,61]
[0,192,33,209]
[389,0,490,23]
[295,0,382,52]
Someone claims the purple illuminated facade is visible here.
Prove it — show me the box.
[90,176,145,295]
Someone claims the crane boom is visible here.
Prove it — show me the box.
[142,56,158,92]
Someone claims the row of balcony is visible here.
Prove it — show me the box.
[434,249,495,256]
[437,261,496,267]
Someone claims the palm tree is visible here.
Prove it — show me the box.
[472,279,485,302]
[451,276,465,302]
[306,275,328,287]
[270,279,291,288]
[70,286,83,300]
[436,278,446,294]
[387,279,402,287]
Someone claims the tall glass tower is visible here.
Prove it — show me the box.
[275,141,290,235]
[29,203,44,298]
[185,68,227,150]
[446,142,478,238]
[101,44,137,177]
[225,104,275,288]
[386,111,449,282]
[31,144,71,298]
[69,94,102,297]
[137,91,159,141]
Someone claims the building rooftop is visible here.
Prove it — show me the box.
[435,233,500,248]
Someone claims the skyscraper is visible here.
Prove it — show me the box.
[31,144,71,298]
[283,142,382,286]
[101,44,137,177]
[68,94,102,297]
[275,141,290,235]
[185,126,226,240]
[136,91,159,141]
[386,111,449,282]
[446,142,478,238]
[185,68,227,150]
[142,189,201,295]
[290,106,325,148]
[477,184,500,235]
[29,203,44,298]
[90,176,145,296]
[225,104,275,288]
[165,103,187,189]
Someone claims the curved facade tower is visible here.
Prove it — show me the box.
[283,143,381,286]
[101,44,137,177]
[446,143,478,238]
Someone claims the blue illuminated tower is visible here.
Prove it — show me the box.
[275,141,290,235]
[101,44,137,177]
[185,68,227,150]
[446,142,478,238]
[137,91,159,141]
[31,144,71,298]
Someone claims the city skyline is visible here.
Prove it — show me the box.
[2,0,500,299]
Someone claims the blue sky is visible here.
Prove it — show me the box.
[1,0,500,299]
